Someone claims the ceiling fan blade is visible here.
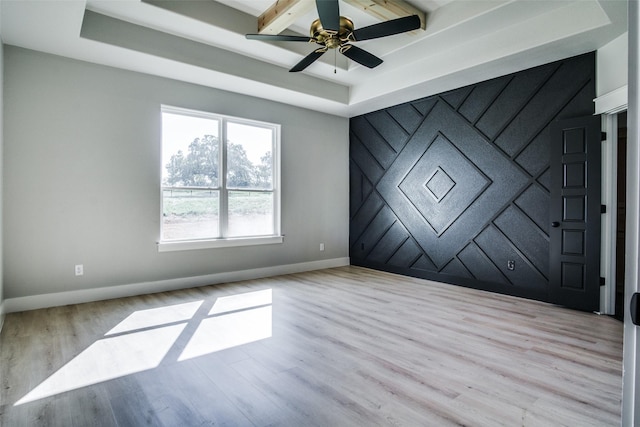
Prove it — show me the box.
[246,34,312,42]
[315,0,340,32]
[351,15,421,41]
[290,48,327,72]
[339,45,383,69]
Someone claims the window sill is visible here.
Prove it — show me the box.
[157,235,284,252]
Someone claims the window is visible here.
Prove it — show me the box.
[159,106,281,251]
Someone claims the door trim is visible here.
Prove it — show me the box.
[601,112,620,315]
[623,0,639,424]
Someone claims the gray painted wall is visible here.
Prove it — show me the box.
[597,32,628,97]
[3,46,349,299]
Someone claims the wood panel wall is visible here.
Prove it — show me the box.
[349,52,596,302]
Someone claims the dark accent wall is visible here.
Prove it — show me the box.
[349,52,595,302]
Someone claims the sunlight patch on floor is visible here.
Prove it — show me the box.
[209,289,272,315]
[15,290,274,405]
[106,300,203,335]
[179,305,272,361]
[15,324,186,405]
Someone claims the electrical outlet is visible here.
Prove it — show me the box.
[75,264,84,276]
[320,243,325,251]
[507,260,515,271]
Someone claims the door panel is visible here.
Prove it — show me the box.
[549,116,601,311]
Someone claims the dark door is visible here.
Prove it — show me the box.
[549,116,601,311]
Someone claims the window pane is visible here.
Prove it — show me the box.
[162,189,219,240]
[162,112,220,188]
[228,191,274,237]
[226,122,273,190]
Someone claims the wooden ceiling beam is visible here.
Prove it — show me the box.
[342,0,426,30]
[258,0,315,35]
[257,0,426,35]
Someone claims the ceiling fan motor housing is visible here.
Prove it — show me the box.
[310,16,354,49]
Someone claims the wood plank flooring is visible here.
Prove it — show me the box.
[0,266,623,426]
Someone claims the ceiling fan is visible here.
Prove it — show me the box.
[245,0,421,72]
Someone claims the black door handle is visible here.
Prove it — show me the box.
[551,221,560,228]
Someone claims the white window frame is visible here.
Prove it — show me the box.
[158,105,282,252]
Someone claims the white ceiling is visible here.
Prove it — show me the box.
[0,0,627,117]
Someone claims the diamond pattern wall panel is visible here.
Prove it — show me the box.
[349,52,595,302]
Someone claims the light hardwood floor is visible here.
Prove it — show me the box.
[0,266,623,426]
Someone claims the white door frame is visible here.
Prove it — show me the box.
[600,112,621,315]
[622,0,639,424]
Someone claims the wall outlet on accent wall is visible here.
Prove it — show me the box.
[75,264,84,276]
[320,243,325,251]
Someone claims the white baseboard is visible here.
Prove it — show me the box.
[3,257,350,314]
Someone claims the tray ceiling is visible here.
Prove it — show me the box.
[0,0,627,117]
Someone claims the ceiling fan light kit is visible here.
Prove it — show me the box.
[245,0,421,72]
